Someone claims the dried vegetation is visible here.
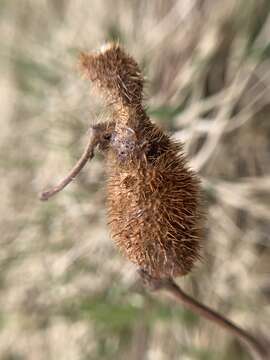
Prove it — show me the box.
[0,0,270,359]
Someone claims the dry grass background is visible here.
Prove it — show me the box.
[0,0,270,359]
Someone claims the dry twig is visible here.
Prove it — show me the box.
[40,127,100,201]
[139,270,269,360]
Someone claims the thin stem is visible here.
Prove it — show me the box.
[165,279,268,359]
[139,271,268,359]
[39,128,98,201]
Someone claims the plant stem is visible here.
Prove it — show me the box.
[39,127,99,201]
[139,271,269,359]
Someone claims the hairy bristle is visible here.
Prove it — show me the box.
[81,42,204,279]
[80,43,144,108]
[106,122,203,279]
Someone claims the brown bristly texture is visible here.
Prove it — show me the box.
[80,43,203,279]
[80,43,143,112]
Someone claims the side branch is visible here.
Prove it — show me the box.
[39,127,99,201]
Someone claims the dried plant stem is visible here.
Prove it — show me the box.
[40,127,99,201]
[139,272,268,359]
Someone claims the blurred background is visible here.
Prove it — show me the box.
[0,0,270,359]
